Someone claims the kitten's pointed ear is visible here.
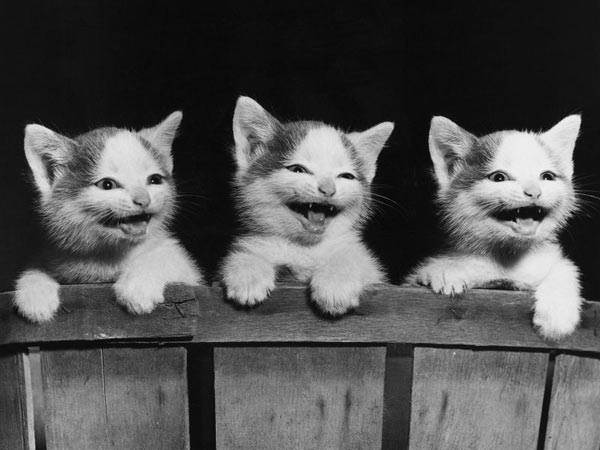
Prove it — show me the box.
[24,124,73,200]
[540,115,581,174]
[232,96,281,173]
[429,116,476,191]
[138,111,183,173]
[347,122,394,183]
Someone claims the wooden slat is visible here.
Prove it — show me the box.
[0,350,33,449]
[0,284,197,346]
[214,346,386,449]
[1,284,600,352]
[544,354,600,449]
[409,348,548,450]
[41,346,189,450]
[195,285,600,351]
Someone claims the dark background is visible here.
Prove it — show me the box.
[2,1,600,298]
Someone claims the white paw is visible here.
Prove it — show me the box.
[14,270,60,323]
[174,262,204,286]
[412,261,469,296]
[533,301,580,340]
[311,277,362,316]
[222,258,275,306]
[114,275,165,314]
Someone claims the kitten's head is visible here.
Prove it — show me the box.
[428,115,580,253]
[231,96,394,245]
[24,112,182,253]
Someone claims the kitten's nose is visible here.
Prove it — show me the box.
[523,183,541,199]
[131,189,150,208]
[318,179,336,197]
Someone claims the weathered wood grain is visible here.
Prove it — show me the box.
[0,350,33,449]
[409,348,548,450]
[214,346,386,449]
[1,284,600,352]
[195,284,600,352]
[544,354,600,450]
[41,346,189,450]
[0,283,197,346]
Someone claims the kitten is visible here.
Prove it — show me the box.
[407,115,582,339]
[14,112,203,322]
[220,96,394,315]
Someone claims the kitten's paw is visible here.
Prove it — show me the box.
[14,270,60,323]
[222,257,275,306]
[533,301,580,340]
[412,261,469,296]
[114,275,165,314]
[311,277,362,316]
[172,262,204,286]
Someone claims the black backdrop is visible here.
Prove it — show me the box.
[2,1,600,299]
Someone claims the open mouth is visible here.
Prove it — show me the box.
[101,213,152,237]
[491,206,548,236]
[287,202,339,233]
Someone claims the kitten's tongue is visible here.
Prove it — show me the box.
[509,218,539,236]
[118,221,148,237]
[308,210,326,225]
[305,210,326,233]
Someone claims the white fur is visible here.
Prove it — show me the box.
[86,131,173,237]
[14,269,61,322]
[410,115,582,339]
[222,233,383,315]
[294,128,353,173]
[232,96,277,174]
[114,236,202,314]
[138,110,182,173]
[452,132,577,245]
[23,124,73,202]
[224,97,391,315]
[540,114,581,177]
[428,116,474,192]
[347,122,394,182]
[408,243,580,339]
[16,114,203,322]
[101,132,163,176]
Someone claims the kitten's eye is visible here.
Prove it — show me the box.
[541,171,556,181]
[488,171,509,182]
[338,172,356,180]
[148,174,164,185]
[286,164,309,174]
[95,178,118,190]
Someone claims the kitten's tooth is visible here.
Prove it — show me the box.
[328,205,334,214]
[309,203,314,211]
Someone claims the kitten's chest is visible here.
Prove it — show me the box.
[504,245,562,286]
[284,248,320,281]
[283,240,347,281]
[52,257,123,283]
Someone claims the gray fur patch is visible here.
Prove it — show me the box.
[450,131,504,190]
[339,134,368,183]
[137,134,173,174]
[534,135,568,177]
[242,120,366,183]
[52,127,120,198]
